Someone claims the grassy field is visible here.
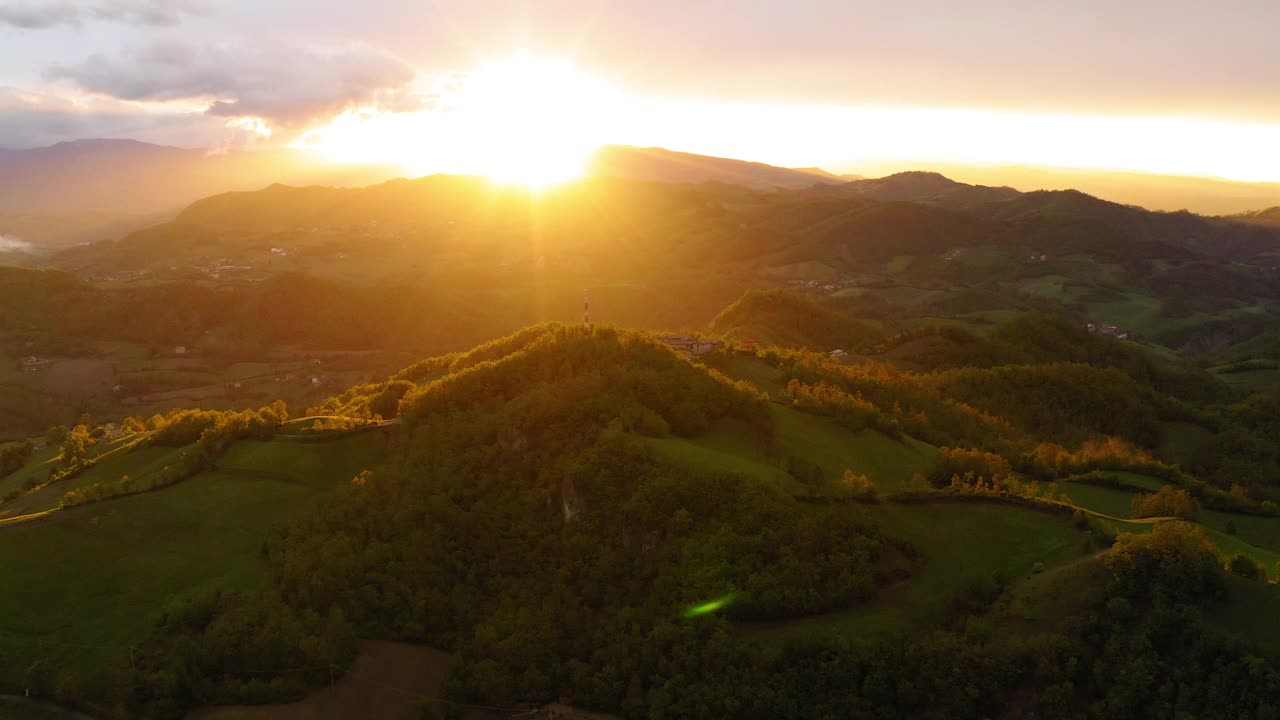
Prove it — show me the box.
[741,501,1086,645]
[1213,366,1280,392]
[216,434,388,483]
[642,433,797,489]
[1086,291,1167,334]
[1050,481,1136,518]
[1104,472,1167,491]
[721,355,789,397]
[770,405,938,491]
[0,432,150,504]
[638,378,938,493]
[993,552,1111,642]
[1207,575,1280,654]
[0,445,62,499]
[0,433,388,684]
[1052,479,1280,580]
[1018,275,1078,303]
[0,443,183,519]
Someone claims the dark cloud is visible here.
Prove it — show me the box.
[46,42,418,127]
[0,2,80,28]
[0,1,208,29]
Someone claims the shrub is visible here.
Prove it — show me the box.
[840,470,877,502]
[1227,554,1263,581]
[1131,485,1201,520]
[1104,522,1223,602]
[931,446,1012,488]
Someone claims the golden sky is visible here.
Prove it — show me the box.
[4,0,1280,185]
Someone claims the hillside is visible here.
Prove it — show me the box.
[831,171,1021,209]
[852,162,1280,216]
[1233,207,1280,229]
[1,321,1279,718]
[0,168,1274,443]
[586,145,843,189]
[709,289,884,352]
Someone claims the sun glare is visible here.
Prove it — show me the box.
[293,56,1280,187]
[294,55,616,188]
[456,56,614,186]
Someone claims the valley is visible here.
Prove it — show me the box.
[1,162,1279,720]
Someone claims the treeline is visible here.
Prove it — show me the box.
[59,403,288,508]
[763,347,1021,452]
[889,314,1227,405]
[128,591,357,719]
[928,363,1162,448]
[0,438,34,478]
[755,325,1280,501]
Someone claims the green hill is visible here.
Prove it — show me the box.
[708,289,884,352]
[2,322,1280,719]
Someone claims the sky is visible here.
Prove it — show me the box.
[3,0,1280,181]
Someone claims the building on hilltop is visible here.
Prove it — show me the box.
[658,334,725,358]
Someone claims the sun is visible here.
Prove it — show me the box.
[294,55,616,189]
[451,55,615,188]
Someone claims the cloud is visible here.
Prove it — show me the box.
[0,86,236,148]
[0,1,209,29]
[0,235,34,253]
[46,42,419,128]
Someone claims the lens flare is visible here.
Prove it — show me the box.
[683,593,737,619]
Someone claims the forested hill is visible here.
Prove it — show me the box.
[4,321,1280,718]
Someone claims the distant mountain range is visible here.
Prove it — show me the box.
[0,140,403,217]
[0,141,853,248]
[4,138,1280,253]
[859,162,1280,216]
[0,140,850,221]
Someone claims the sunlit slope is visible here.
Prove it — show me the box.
[709,289,885,352]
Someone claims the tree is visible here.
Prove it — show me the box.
[45,424,68,444]
[0,438,36,477]
[371,380,415,420]
[1104,522,1223,602]
[1228,554,1263,581]
[60,424,95,466]
[841,470,877,501]
[1131,485,1200,520]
